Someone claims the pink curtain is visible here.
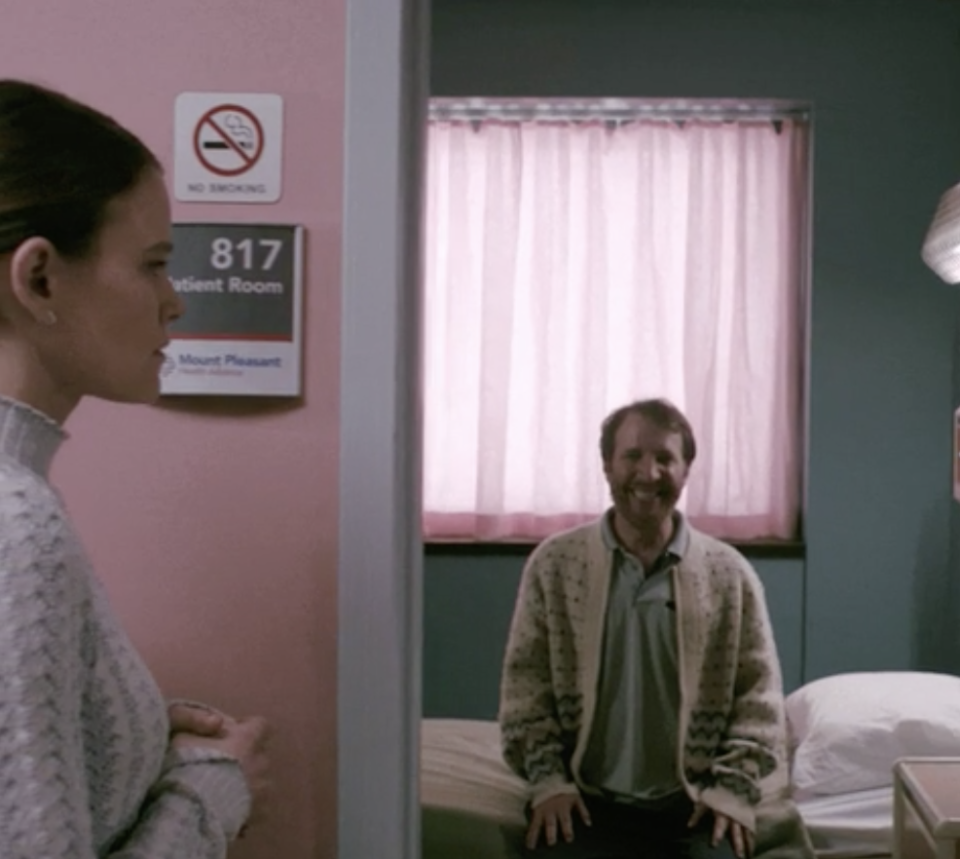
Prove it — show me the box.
[422,117,809,542]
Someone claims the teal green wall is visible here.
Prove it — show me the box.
[424,0,960,719]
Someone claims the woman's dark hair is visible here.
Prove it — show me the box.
[599,398,697,465]
[0,79,159,259]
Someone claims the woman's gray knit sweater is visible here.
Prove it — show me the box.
[0,397,250,858]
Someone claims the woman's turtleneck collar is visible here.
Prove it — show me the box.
[0,396,66,479]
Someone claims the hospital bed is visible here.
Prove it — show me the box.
[421,672,960,858]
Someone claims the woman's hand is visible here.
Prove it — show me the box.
[172,715,273,831]
[168,702,227,738]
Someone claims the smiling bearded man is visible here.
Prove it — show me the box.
[498,398,815,859]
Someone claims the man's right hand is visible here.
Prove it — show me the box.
[525,792,592,849]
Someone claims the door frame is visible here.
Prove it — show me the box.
[338,0,429,857]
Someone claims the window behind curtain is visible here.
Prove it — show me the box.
[422,101,810,543]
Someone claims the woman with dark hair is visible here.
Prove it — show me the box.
[0,79,270,857]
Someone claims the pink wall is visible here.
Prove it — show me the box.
[0,3,344,858]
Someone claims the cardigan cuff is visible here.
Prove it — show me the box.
[530,776,580,808]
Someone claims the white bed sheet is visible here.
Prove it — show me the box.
[420,718,526,827]
[796,788,893,858]
[420,719,895,859]
[420,719,525,859]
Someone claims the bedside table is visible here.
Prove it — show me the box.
[894,758,960,859]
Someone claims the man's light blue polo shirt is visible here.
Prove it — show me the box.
[578,509,690,804]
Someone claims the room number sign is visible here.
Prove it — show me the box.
[160,223,304,397]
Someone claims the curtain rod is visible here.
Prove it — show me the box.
[428,97,811,123]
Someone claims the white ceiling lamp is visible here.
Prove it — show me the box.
[922,182,960,283]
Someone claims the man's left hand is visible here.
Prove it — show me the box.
[688,802,754,859]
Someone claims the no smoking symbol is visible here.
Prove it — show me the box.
[193,105,264,177]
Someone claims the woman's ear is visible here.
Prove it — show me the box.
[8,237,59,326]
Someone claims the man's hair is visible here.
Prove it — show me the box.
[599,398,697,465]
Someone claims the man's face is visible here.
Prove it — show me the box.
[603,412,690,532]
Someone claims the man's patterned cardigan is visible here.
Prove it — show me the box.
[498,517,816,858]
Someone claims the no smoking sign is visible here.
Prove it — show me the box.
[175,92,283,203]
[195,105,263,176]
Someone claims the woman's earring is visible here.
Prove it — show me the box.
[43,310,57,326]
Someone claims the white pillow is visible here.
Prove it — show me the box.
[786,671,960,799]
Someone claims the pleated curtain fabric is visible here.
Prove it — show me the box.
[422,116,810,542]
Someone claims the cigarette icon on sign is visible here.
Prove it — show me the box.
[193,104,265,176]
[202,114,256,151]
